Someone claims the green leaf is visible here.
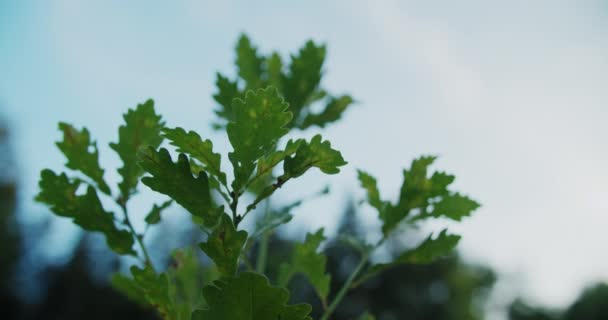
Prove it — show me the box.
[213,73,241,122]
[199,214,247,276]
[430,193,480,221]
[124,257,212,320]
[255,139,304,181]
[163,127,227,186]
[301,95,354,129]
[396,229,460,264]
[364,230,460,280]
[376,156,438,234]
[283,134,347,179]
[429,171,455,197]
[197,272,312,320]
[189,161,230,202]
[266,52,283,91]
[359,156,478,235]
[245,136,345,212]
[397,156,437,210]
[36,169,134,255]
[227,87,293,191]
[278,228,331,303]
[252,200,301,238]
[167,249,211,318]
[358,312,376,320]
[144,199,173,225]
[138,147,222,227]
[111,273,148,306]
[283,40,326,123]
[357,170,386,213]
[110,99,165,200]
[236,34,264,89]
[56,122,111,195]
[130,265,176,319]
[191,310,204,320]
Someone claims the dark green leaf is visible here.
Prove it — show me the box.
[301,95,354,129]
[266,52,283,91]
[283,40,326,123]
[429,171,455,197]
[278,229,330,303]
[138,147,222,227]
[199,214,247,276]
[213,73,241,122]
[191,310,204,320]
[236,34,264,89]
[283,134,347,178]
[430,193,480,221]
[144,199,173,225]
[110,99,165,200]
[378,156,438,233]
[163,127,227,186]
[397,229,460,263]
[359,156,478,235]
[358,312,376,320]
[197,272,312,320]
[247,135,347,210]
[167,249,210,318]
[227,87,292,191]
[190,161,230,202]
[213,35,352,132]
[357,170,386,213]
[364,230,460,280]
[246,136,346,211]
[111,273,148,306]
[36,169,134,255]
[397,156,437,209]
[130,265,176,319]
[56,122,111,194]
[255,139,303,181]
[252,200,301,238]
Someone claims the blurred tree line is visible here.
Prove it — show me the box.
[0,120,607,320]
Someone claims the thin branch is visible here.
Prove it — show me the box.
[254,199,272,274]
[240,177,289,225]
[118,200,156,272]
[320,254,369,320]
[255,232,270,274]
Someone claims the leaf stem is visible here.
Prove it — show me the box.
[255,232,269,274]
[350,234,391,289]
[255,199,271,274]
[320,253,369,320]
[229,191,239,224]
[119,201,155,272]
[241,252,254,271]
[241,177,289,224]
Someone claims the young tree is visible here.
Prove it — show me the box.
[36,34,480,320]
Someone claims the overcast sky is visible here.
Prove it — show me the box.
[1,1,607,318]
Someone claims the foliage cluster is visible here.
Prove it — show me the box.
[36,34,479,320]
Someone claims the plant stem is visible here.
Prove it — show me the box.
[255,199,272,274]
[229,191,239,224]
[241,252,254,271]
[320,254,369,320]
[350,235,390,289]
[241,177,289,224]
[119,202,155,272]
[255,231,269,274]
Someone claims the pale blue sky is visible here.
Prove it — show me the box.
[2,1,608,318]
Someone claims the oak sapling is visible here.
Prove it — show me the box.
[36,34,479,320]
